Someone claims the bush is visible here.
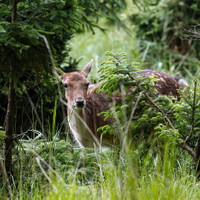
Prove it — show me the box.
[130,0,200,76]
[98,52,200,174]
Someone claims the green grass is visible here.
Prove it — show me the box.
[1,138,199,200]
[44,144,200,200]
[68,27,139,81]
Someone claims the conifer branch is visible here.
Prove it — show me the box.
[144,93,175,130]
[144,92,196,158]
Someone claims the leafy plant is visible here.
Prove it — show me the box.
[97,52,169,145]
[98,52,200,174]
[155,79,200,172]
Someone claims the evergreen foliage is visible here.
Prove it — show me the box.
[98,52,200,171]
[97,52,167,144]
[0,0,81,139]
[0,0,126,135]
[78,0,127,33]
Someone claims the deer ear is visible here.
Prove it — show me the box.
[82,59,93,77]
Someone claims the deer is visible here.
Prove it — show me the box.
[60,60,188,148]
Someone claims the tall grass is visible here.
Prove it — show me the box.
[45,143,200,200]
[2,135,198,200]
[10,141,197,200]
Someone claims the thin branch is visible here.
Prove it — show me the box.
[42,35,63,80]
[182,142,195,158]
[194,132,200,173]
[36,157,58,194]
[0,159,13,198]
[144,92,196,158]
[125,92,143,135]
[120,83,128,126]
[144,92,175,130]
[185,80,197,144]
[11,0,17,23]
[179,24,200,41]
[25,91,47,139]
[68,107,101,148]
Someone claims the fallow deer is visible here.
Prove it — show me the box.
[61,60,187,148]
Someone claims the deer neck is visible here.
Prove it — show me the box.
[68,107,86,134]
[67,106,97,147]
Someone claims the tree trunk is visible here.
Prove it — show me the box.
[194,133,200,176]
[5,76,15,179]
[4,0,18,181]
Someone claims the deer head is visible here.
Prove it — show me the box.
[61,60,93,110]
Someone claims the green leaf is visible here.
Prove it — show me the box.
[0,126,5,137]
[0,25,6,33]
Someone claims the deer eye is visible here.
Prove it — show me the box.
[63,83,68,88]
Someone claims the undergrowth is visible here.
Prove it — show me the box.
[1,139,199,199]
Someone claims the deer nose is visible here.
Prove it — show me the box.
[75,99,85,107]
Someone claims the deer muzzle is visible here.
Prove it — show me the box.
[75,99,85,108]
